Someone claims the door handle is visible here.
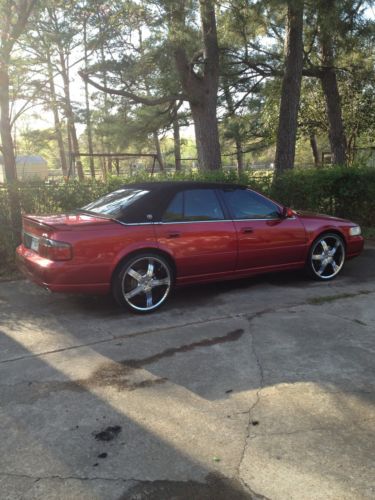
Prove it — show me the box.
[167,232,181,238]
[241,227,254,234]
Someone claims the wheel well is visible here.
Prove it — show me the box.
[313,230,347,248]
[110,248,177,289]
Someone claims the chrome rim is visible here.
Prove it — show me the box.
[311,235,345,279]
[121,256,171,311]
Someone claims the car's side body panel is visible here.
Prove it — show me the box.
[17,218,159,292]
[233,217,308,270]
[296,213,364,258]
[155,221,238,278]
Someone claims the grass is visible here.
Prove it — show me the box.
[0,262,21,281]
[362,227,375,240]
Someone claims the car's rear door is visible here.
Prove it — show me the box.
[155,188,237,280]
[220,187,307,271]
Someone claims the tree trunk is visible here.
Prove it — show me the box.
[320,69,347,165]
[274,1,304,174]
[309,133,320,166]
[347,127,358,165]
[172,0,221,171]
[58,46,84,180]
[46,48,68,177]
[318,0,347,165]
[99,138,107,179]
[153,131,165,171]
[235,138,244,175]
[173,117,181,172]
[107,156,113,174]
[223,80,244,175]
[0,65,17,182]
[99,25,113,167]
[83,18,95,178]
[190,97,221,171]
[0,62,22,240]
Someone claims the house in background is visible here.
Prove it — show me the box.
[0,155,48,183]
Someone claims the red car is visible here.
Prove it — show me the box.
[16,181,364,313]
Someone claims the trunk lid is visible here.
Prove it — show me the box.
[22,212,116,234]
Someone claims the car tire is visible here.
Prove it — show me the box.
[112,252,174,313]
[307,232,346,281]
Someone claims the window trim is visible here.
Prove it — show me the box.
[116,187,296,225]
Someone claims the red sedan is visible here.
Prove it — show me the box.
[16,181,364,313]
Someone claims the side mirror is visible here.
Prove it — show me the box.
[281,206,294,218]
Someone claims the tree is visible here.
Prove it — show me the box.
[274,0,304,173]
[0,0,37,182]
[0,0,37,240]
[170,0,221,170]
[45,44,68,177]
[81,4,95,177]
[80,0,223,171]
[45,5,84,179]
[317,0,347,165]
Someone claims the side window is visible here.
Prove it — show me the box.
[162,191,184,221]
[162,189,224,222]
[184,189,224,220]
[223,189,280,219]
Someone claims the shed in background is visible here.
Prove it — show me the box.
[0,155,48,183]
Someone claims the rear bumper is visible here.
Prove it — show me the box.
[16,246,110,294]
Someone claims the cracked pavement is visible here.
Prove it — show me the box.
[0,244,374,499]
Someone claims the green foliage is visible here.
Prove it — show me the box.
[1,165,374,277]
[271,165,375,226]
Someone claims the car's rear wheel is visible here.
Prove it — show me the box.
[113,252,173,313]
[307,233,346,280]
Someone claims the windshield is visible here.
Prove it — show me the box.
[81,188,150,218]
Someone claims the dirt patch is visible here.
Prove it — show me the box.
[93,425,122,442]
[308,290,371,305]
[88,363,167,391]
[121,329,245,369]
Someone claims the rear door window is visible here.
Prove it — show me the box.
[162,189,224,222]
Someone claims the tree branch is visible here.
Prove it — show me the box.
[79,71,186,105]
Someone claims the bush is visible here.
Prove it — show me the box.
[270,165,375,226]
[0,166,373,277]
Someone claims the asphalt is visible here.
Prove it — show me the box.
[0,243,374,499]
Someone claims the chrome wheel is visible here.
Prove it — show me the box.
[117,254,172,312]
[309,234,345,280]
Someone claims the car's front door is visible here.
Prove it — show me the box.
[220,187,307,271]
[155,188,237,280]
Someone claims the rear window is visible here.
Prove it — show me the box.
[82,188,149,219]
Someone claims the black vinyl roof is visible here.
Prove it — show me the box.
[84,180,252,224]
[112,181,248,223]
[120,180,248,192]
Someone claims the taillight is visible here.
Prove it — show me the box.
[38,237,73,261]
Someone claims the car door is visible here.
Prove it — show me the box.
[155,188,237,279]
[220,187,307,271]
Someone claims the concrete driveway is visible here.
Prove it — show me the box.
[0,244,374,500]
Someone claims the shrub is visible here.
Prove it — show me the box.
[270,165,375,226]
[0,165,373,276]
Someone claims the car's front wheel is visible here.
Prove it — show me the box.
[307,233,346,280]
[113,252,173,313]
